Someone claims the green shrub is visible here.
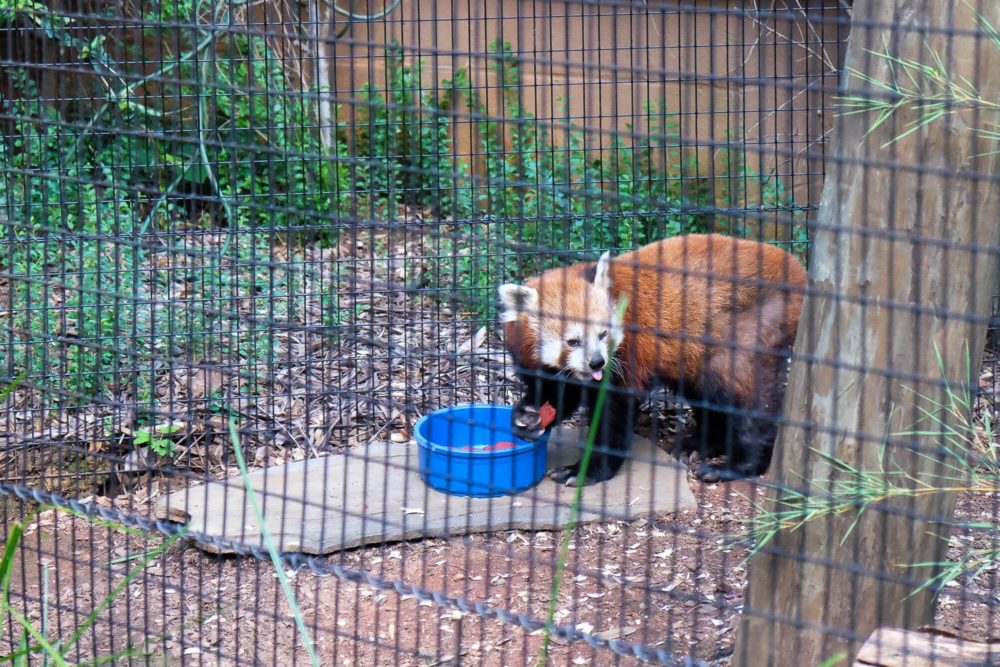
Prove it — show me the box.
[352,42,473,219]
[1,71,151,403]
[1,3,809,404]
[421,40,808,317]
[0,0,350,405]
[137,2,351,231]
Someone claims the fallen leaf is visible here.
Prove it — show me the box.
[190,367,225,399]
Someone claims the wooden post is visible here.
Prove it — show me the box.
[734,2,1000,666]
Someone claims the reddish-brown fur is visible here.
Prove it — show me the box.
[502,234,807,483]
[610,234,805,400]
[505,234,806,396]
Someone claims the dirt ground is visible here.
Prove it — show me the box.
[4,481,998,666]
[3,477,757,666]
[3,227,1000,665]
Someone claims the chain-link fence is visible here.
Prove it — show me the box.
[2,0,999,664]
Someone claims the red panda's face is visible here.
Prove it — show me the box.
[499,252,623,382]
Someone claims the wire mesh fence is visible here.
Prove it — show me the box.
[1,0,999,664]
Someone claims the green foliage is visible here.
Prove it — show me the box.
[342,39,806,315]
[0,0,348,408]
[135,1,351,230]
[352,42,473,218]
[1,70,151,402]
[426,40,807,316]
[837,4,1000,148]
[1,0,110,76]
[133,423,183,457]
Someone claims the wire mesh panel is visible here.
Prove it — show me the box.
[3,0,1000,664]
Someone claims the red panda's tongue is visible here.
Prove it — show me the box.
[592,370,604,382]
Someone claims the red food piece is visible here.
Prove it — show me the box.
[458,441,518,452]
[538,402,557,430]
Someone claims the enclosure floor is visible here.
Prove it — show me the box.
[155,426,697,555]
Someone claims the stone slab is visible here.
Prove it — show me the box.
[155,427,697,555]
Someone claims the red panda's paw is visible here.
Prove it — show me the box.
[691,464,724,484]
[547,464,582,486]
[670,447,702,466]
[547,463,615,487]
[692,463,748,484]
[512,404,546,441]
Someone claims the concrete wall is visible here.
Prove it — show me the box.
[4,1,848,229]
[309,0,849,218]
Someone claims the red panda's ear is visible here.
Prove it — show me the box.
[593,251,613,290]
[498,284,538,323]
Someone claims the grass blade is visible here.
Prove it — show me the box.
[5,606,69,667]
[0,519,25,642]
[227,418,320,667]
[538,297,629,666]
[62,530,185,651]
[816,652,848,667]
[0,370,26,404]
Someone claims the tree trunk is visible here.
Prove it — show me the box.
[310,0,335,152]
[734,1,1000,665]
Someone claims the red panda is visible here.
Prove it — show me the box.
[498,233,806,485]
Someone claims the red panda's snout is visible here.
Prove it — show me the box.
[555,319,619,382]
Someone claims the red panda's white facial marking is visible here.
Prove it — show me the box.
[552,318,612,381]
[499,252,623,382]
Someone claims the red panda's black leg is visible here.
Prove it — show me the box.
[693,410,777,483]
[676,400,731,466]
[734,411,779,477]
[723,359,787,480]
[674,369,737,473]
[692,350,788,483]
[547,387,634,486]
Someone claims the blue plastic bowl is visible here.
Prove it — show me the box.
[415,404,550,497]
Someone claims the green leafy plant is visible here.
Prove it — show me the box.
[0,69,151,403]
[428,40,803,318]
[133,423,184,457]
[0,0,351,402]
[352,42,473,219]
[140,4,351,231]
[837,1,1000,148]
